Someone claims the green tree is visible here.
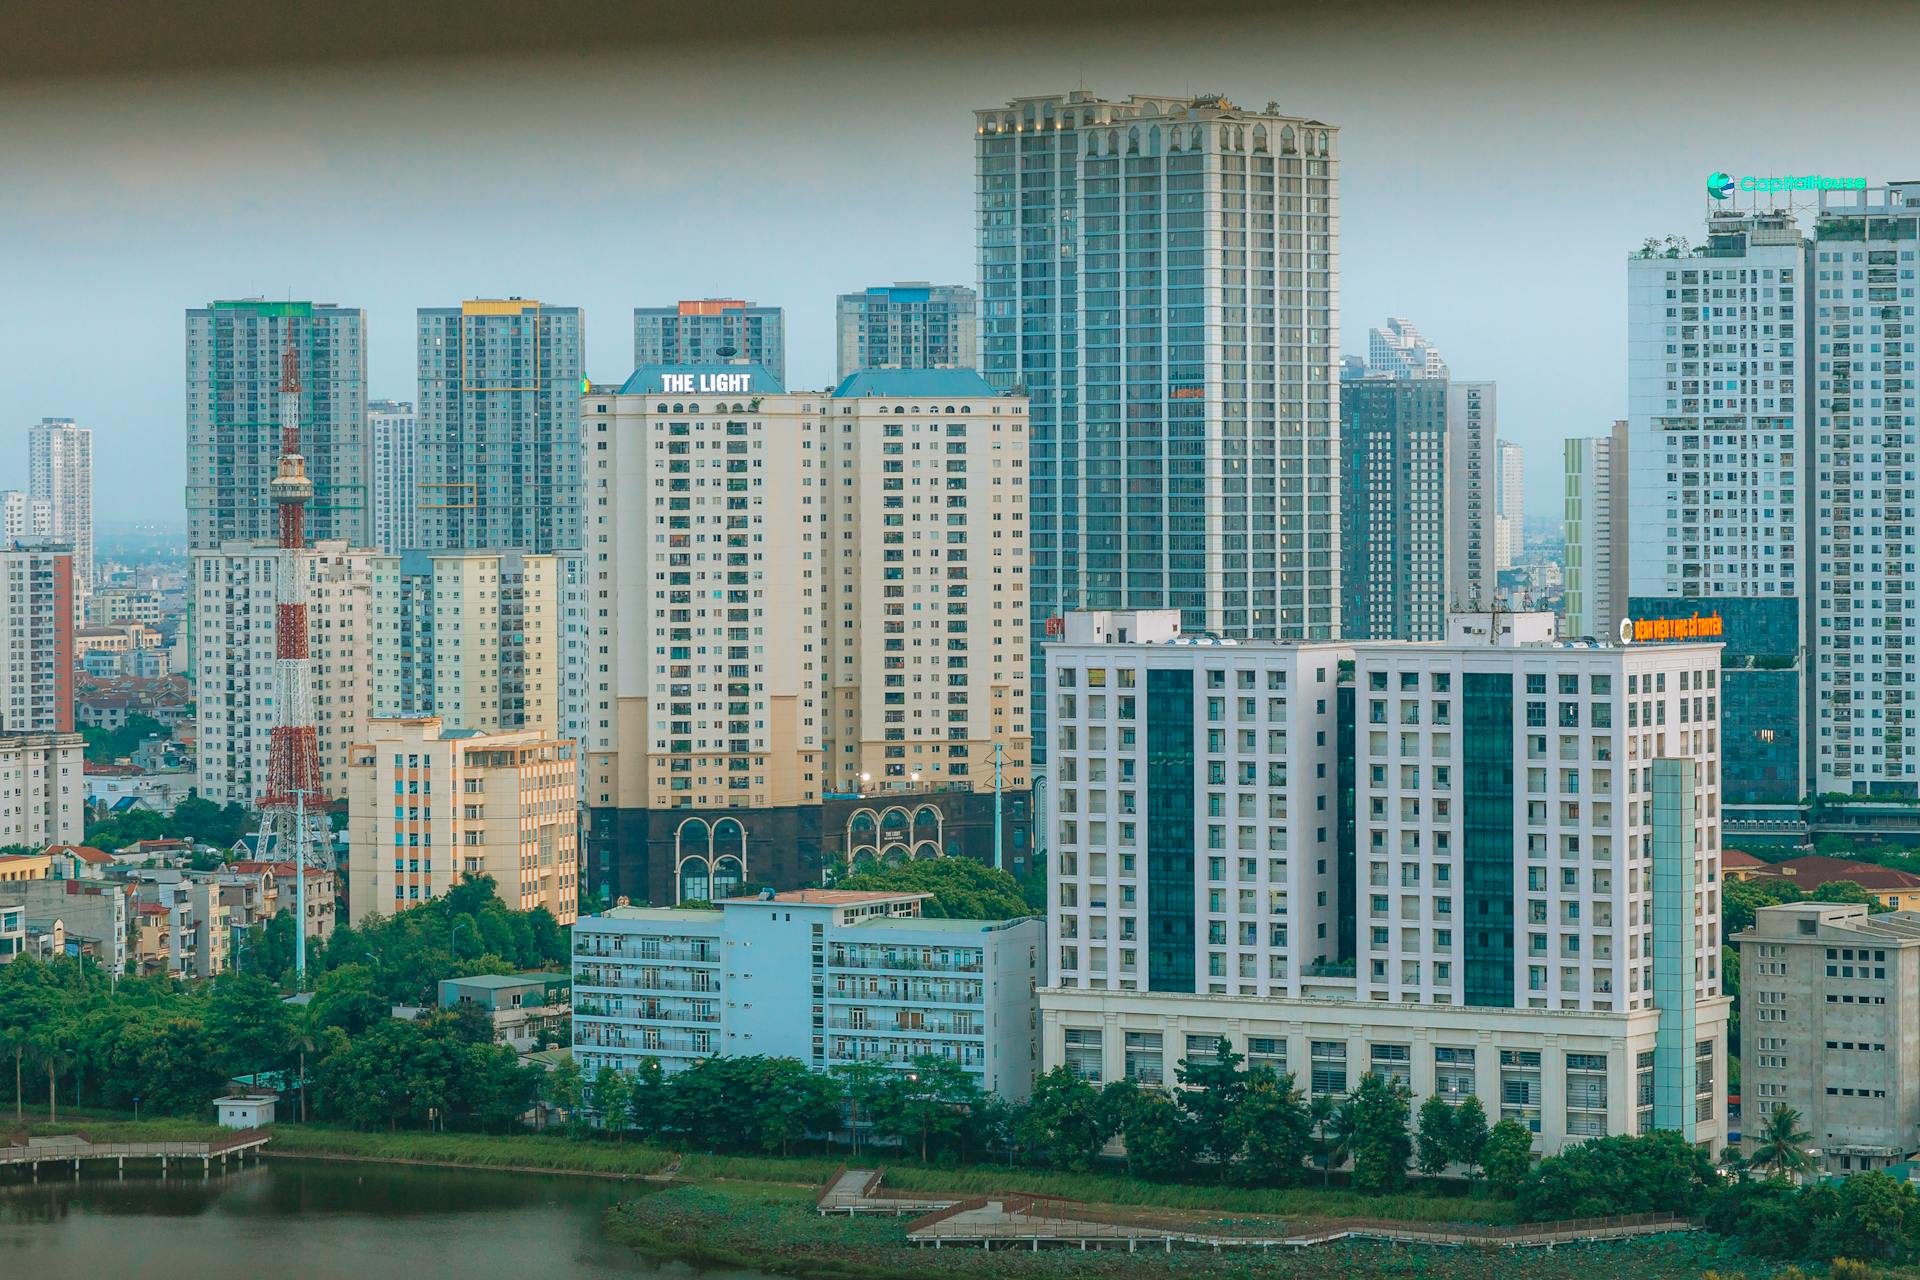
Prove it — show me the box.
[1812,1171,1920,1262]
[1481,1118,1535,1197]
[307,964,387,1036]
[870,1054,981,1162]
[625,1058,667,1142]
[1308,1093,1354,1186]
[588,1064,632,1136]
[834,1059,894,1160]
[1747,1104,1815,1179]
[543,1054,585,1133]
[1176,1037,1247,1173]
[1105,1081,1192,1181]
[1515,1130,1717,1221]
[1415,1094,1456,1177]
[1013,1066,1110,1171]
[745,1057,840,1156]
[1451,1095,1490,1186]
[1232,1069,1311,1187]
[833,857,1032,920]
[208,972,293,1082]
[1346,1072,1413,1192]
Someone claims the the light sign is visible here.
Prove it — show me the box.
[659,372,755,394]
[1618,613,1724,644]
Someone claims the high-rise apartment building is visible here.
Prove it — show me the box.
[1041,608,1728,1155]
[977,91,1340,761]
[1563,422,1628,639]
[1339,378,1449,640]
[346,717,577,922]
[633,300,784,383]
[0,541,74,734]
[416,300,583,555]
[1737,902,1920,1175]
[369,549,585,741]
[573,890,1041,1097]
[1494,438,1525,573]
[0,491,50,541]
[0,734,84,848]
[1446,382,1497,609]
[1627,210,1807,808]
[26,417,90,599]
[1368,317,1449,381]
[823,370,1030,800]
[580,365,1033,906]
[1811,184,1920,795]
[834,283,978,381]
[368,399,418,552]
[191,540,374,805]
[185,300,367,550]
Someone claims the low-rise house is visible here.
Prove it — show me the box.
[225,860,337,943]
[1722,849,1769,881]
[1748,855,1920,913]
[0,853,52,884]
[3,877,131,976]
[45,844,113,880]
[439,972,572,1052]
[0,901,22,963]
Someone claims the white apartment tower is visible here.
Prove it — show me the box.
[368,399,418,553]
[192,541,375,805]
[0,492,50,541]
[28,417,91,598]
[1812,184,1920,793]
[1494,438,1525,574]
[1627,210,1806,604]
[1041,608,1728,1155]
[1563,421,1628,639]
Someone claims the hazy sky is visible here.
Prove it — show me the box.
[1,5,1914,523]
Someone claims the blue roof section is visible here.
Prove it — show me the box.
[618,363,785,395]
[831,369,1002,399]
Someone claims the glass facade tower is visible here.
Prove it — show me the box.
[976,91,1339,757]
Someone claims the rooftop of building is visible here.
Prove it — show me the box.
[1747,855,1920,892]
[722,889,928,908]
[46,845,112,865]
[844,914,1035,935]
[1722,849,1769,871]
[590,905,724,924]
[1741,903,1920,942]
[440,971,567,990]
[831,369,1003,399]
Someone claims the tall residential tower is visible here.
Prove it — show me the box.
[835,283,978,380]
[368,399,418,552]
[27,418,91,598]
[634,300,785,383]
[185,300,367,550]
[416,300,584,554]
[976,90,1340,758]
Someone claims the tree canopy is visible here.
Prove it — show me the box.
[833,857,1034,920]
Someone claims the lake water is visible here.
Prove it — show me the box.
[0,1158,760,1280]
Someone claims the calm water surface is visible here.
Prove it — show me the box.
[0,1158,765,1280]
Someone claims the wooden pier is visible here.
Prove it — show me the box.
[0,1129,271,1178]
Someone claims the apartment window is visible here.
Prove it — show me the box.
[1434,1046,1475,1103]
[1500,1049,1543,1133]
[1371,1043,1411,1090]
[1063,1028,1103,1081]
[1565,1052,1608,1137]
[1125,1031,1164,1085]
[1310,1040,1347,1096]
[1246,1036,1286,1075]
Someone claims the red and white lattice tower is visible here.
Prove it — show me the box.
[255,333,328,981]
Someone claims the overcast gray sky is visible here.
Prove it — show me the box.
[0,4,1913,522]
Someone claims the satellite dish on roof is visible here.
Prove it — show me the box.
[716,344,739,360]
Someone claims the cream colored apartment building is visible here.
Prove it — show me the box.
[347,717,578,923]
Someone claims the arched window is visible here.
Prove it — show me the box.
[1127,126,1140,155]
[1190,125,1202,151]
[688,402,699,413]
[1148,125,1161,156]
[1280,125,1296,154]
[672,403,684,413]
[1042,103,1055,129]
[1253,125,1267,153]
[961,405,971,413]
[1106,129,1118,155]
[656,402,667,412]
[1022,104,1035,130]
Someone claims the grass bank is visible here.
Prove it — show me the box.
[606,1185,1774,1280]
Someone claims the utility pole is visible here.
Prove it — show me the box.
[992,742,1004,873]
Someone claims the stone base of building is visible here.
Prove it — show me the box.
[1039,986,1729,1157]
[584,787,1033,907]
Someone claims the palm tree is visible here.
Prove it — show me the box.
[1747,1105,1815,1178]
[1310,1093,1354,1186]
[0,1025,27,1125]
[291,1023,320,1124]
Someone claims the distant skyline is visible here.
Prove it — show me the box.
[0,6,1912,522]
